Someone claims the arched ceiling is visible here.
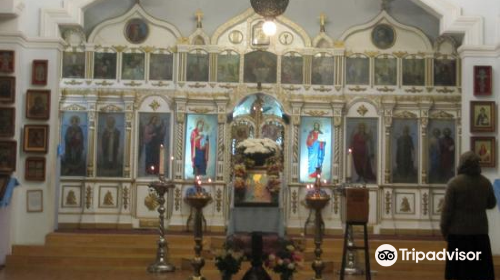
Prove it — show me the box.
[83,0,442,43]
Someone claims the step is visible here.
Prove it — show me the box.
[180,259,335,273]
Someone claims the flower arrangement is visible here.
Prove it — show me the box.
[265,243,302,280]
[236,138,281,155]
[214,246,244,278]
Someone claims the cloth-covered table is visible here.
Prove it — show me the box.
[227,206,285,237]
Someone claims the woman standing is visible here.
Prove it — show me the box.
[440,151,497,280]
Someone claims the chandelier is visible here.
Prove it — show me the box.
[250,0,289,36]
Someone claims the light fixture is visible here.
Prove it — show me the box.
[251,0,289,36]
[262,20,277,36]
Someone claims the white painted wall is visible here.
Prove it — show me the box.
[460,51,500,254]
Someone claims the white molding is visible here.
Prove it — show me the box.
[0,31,65,49]
[410,0,484,46]
[458,44,500,58]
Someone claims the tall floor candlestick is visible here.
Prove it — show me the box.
[147,179,176,273]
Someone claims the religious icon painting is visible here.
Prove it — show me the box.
[25,157,46,181]
[391,119,419,184]
[238,170,277,206]
[23,125,49,154]
[402,58,425,86]
[427,119,456,184]
[186,52,209,82]
[137,113,170,178]
[184,114,218,179]
[0,50,15,73]
[261,120,284,142]
[470,101,496,132]
[346,57,369,85]
[471,137,496,168]
[217,51,240,83]
[281,54,303,85]
[473,66,492,96]
[346,118,378,184]
[93,52,117,80]
[299,117,332,183]
[60,112,88,176]
[31,60,48,85]
[374,57,397,86]
[434,59,456,86]
[0,141,16,174]
[395,193,415,215]
[62,52,85,79]
[251,21,270,47]
[26,90,50,120]
[0,76,15,104]
[122,53,145,80]
[371,24,396,50]
[243,51,277,84]
[149,53,173,81]
[311,54,334,85]
[0,107,15,138]
[96,112,125,177]
[124,18,149,44]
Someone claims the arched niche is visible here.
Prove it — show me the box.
[88,4,181,47]
[211,8,312,51]
[229,93,289,154]
[339,11,433,53]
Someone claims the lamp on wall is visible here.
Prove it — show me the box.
[250,0,289,36]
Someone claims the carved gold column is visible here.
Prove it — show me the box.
[334,46,345,91]
[381,99,395,184]
[304,55,312,86]
[87,97,97,177]
[332,101,344,184]
[290,103,302,183]
[215,99,228,182]
[419,98,432,184]
[124,94,134,178]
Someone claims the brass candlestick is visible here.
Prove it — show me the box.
[147,175,176,273]
[185,181,212,280]
[305,168,330,280]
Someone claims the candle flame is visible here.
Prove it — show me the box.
[151,165,155,171]
[197,180,202,185]
[170,156,174,161]
[160,144,164,148]
[208,178,212,183]
[348,148,352,153]
[323,179,327,184]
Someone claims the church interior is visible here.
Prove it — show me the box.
[0,0,499,279]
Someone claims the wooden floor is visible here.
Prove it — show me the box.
[2,231,499,280]
[0,268,470,280]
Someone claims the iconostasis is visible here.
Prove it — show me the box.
[58,4,461,234]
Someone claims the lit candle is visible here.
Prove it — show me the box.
[347,148,353,179]
[150,165,155,173]
[323,179,327,184]
[208,178,212,183]
[159,144,165,175]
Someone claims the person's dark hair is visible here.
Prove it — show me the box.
[457,151,481,176]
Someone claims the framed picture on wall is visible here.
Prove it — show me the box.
[0,107,15,138]
[0,76,15,104]
[124,18,149,44]
[470,101,496,132]
[32,60,48,85]
[0,50,15,73]
[23,125,49,153]
[471,137,496,167]
[26,189,43,213]
[26,90,50,120]
[25,157,46,181]
[473,66,492,96]
[0,141,16,174]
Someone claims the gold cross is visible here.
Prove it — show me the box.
[195,9,203,28]
[319,13,326,32]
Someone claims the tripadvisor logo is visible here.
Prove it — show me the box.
[375,244,482,267]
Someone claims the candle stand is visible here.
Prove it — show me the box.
[185,180,212,280]
[147,175,176,273]
[305,168,330,280]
